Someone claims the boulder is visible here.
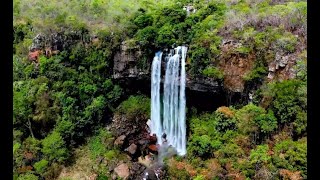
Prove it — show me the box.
[144,169,158,180]
[148,144,158,152]
[138,155,153,167]
[138,139,147,145]
[114,163,130,179]
[126,143,138,155]
[114,135,126,147]
[148,135,157,144]
[129,162,146,179]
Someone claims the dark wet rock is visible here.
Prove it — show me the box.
[138,139,148,145]
[110,114,154,159]
[144,169,158,180]
[148,134,157,144]
[129,162,146,180]
[186,77,221,92]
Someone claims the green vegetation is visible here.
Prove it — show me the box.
[13,0,306,179]
[173,95,306,179]
[116,95,150,120]
[202,66,224,80]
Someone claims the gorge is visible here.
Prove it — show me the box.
[13,0,307,179]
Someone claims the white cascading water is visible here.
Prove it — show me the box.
[178,46,187,155]
[150,46,187,156]
[151,51,163,141]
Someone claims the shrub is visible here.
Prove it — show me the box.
[117,95,150,120]
[166,164,191,180]
[33,159,49,174]
[104,150,118,160]
[293,111,307,135]
[134,13,153,29]
[97,174,109,180]
[22,137,42,157]
[215,142,245,164]
[17,173,39,180]
[235,45,252,54]
[156,24,176,47]
[243,66,267,82]
[274,32,298,53]
[189,46,211,76]
[202,66,224,80]
[189,113,217,137]
[193,175,205,180]
[89,134,107,159]
[89,128,115,160]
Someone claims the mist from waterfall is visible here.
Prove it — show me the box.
[150,46,187,156]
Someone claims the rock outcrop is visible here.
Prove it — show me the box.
[113,41,147,79]
[27,30,90,62]
[110,113,159,159]
[267,51,298,81]
[219,40,255,92]
[109,113,165,179]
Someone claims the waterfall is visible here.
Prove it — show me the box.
[151,51,163,141]
[151,46,187,156]
[178,46,187,155]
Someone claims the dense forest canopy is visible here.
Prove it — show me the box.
[13,0,306,179]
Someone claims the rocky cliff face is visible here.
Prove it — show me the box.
[29,32,299,98]
[112,41,147,79]
[219,40,255,93]
[27,30,91,62]
[112,41,223,93]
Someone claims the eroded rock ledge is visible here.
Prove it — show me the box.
[112,42,222,93]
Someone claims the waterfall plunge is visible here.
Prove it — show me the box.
[151,46,187,156]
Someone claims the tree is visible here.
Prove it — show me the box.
[41,131,68,163]
[254,110,277,134]
[268,80,305,124]
[14,76,57,138]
